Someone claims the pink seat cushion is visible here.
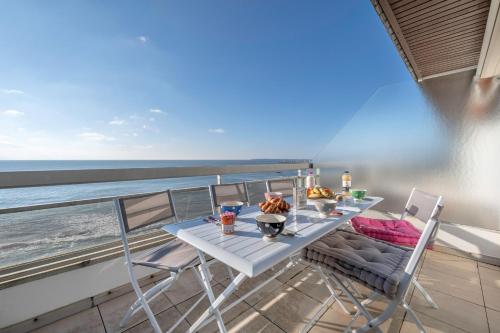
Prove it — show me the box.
[350,217,424,248]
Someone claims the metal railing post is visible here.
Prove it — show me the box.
[216,175,222,185]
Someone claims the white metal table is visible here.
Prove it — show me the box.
[163,196,383,332]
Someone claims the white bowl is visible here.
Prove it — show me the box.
[313,199,337,217]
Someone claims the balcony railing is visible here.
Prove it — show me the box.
[0,162,309,289]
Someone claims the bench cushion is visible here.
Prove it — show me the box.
[302,230,412,298]
[351,216,422,247]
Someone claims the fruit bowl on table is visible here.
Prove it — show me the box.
[307,186,334,199]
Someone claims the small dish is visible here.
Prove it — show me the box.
[264,192,283,201]
[313,199,337,218]
[350,189,367,202]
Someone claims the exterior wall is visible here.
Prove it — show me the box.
[315,70,500,254]
[0,251,157,329]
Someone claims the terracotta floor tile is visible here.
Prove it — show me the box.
[31,307,105,333]
[225,308,285,333]
[123,307,189,333]
[410,287,488,333]
[286,267,332,303]
[478,262,500,272]
[174,284,250,333]
[416,266,483,305]
[221,269,283,306]
[310,298,404,333]
[400,311,469,333]
[162,269,206,305]
[98,283,173,332]
[254,284,323,333]
[478,266,500,311]
[487,308,500,333]
[422,252,478,280]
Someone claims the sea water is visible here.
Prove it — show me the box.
[0,160,301,267]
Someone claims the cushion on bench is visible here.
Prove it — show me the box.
[302,230,412,298]
[350,216,422,247]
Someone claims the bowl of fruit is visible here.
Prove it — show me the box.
[307,186,334,199]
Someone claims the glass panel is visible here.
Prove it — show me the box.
[315,72,500,231]
[171,188,212,221]
[0,168,304,268]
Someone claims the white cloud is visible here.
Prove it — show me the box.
[149,117,155,122]
[109,117,126,126]
[137,36,148,43]
[0,135,14,145]
[1,89,24,95]
[208,128,225,134]
[2,109,24,117]
[133,144,153,149]
[149,108,164,114]
[78,132,116,141]
[132,132,138,137]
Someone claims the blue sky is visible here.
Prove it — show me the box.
[0,1,412,160]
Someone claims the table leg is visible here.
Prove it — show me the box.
[193,250,227,333]
[189,250,247,333]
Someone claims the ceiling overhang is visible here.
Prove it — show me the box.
[372,0,491,81]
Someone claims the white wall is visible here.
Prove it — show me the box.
[0,251,157,329]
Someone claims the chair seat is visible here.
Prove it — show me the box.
[302,230,412,299]
[351,216,422,247]
[133,239,199,272]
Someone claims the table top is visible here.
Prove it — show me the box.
[163,196,383,277]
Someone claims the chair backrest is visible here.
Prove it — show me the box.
[115,190,176,234]
[398,192,443,296]
[244,180,268,205]
[209,182,249,212]
[401,188,443,223]
[266,178,296,197]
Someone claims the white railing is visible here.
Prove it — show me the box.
[0,162,308,214]
[0,162,308,189]
[0,162,309,288]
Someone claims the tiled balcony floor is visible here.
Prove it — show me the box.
[29,250,500,333]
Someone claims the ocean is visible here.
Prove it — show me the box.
[0,160,303,268]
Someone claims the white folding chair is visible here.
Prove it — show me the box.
[114,190,208,333]
[401,188,444,309]
[303,192,443,333]
[349,188,443,309]
[209,182,250,214]
[266,177,296,197]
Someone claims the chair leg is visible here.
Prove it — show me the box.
[412,277,438,309]
[315,265,353,315]
[401,301,427,333]
[326,273,380,330]
[120,273,177,328]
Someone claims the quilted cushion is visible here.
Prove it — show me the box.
[302,230,412,298]
[351,217,423,247]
